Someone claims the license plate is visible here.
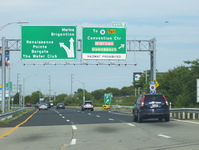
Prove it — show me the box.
[152,104,159,107]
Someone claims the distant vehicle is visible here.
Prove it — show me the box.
[38,103,48,110]
[49,102,54,107]
[25,103,32,107]
[46,102,52,108]
[81,101,94,111]
[35,103,40,109]
[132,93,170,123]
[56,103,65,109]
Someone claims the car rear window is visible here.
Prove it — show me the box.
[85,102,92,104]
[144,95,165,102]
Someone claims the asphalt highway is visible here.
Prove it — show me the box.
[1,107,199,150]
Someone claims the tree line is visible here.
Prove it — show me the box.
[12,59,199,108]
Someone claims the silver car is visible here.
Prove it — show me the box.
[81,101,94,111]
[38,103,48,110]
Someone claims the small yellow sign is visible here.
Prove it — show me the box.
[108,29,116,34]
[153,80,160,88]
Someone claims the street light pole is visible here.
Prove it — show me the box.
[1,21,28,113]
[1,37,6,113]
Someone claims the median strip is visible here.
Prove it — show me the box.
[0,109,38,138]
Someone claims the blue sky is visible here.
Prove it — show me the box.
[1,0,199,96]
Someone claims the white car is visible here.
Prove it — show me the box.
[81,101,94,111]
[38,103,48,110]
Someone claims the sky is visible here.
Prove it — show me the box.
[0,0,199,97]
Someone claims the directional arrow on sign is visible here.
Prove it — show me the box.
[118,44,125,49]
[59,38,75,58]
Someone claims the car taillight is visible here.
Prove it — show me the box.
[163,95,169,106]
[141,96,145,107]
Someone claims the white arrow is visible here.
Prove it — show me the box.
[59,38,75,58]
[118,44,125,49]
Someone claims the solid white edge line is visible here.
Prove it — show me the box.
[70,139,76,145]
[174,119,199,125]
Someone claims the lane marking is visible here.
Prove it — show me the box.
[96,115,100,118]
[127,123,135,127]
[158,134,172,139]
[174,119,199,125]
[66,120,70,122]
[0,109,39,138]
[72,125,77,130]
[70,139,76,145]
[108,118,114,121]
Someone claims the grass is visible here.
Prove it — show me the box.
[0,108,33,126]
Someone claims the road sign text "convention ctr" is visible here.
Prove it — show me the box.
[21,26,77,59]
[82,27,126,60]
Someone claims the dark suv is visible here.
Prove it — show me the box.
[133,93,170,123]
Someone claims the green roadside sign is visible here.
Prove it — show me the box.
[82,27,126,60]
[21,26,76,59]
[104,93,112,104]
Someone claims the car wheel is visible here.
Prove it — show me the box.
[133,113,138,122]
[165,115,170,122]
[138,113,143,123]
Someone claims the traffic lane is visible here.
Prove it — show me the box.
[142,119,199,144]
[61,108,199,149]
[68,119,199,150]
[0,108,73,150]
[129,119,199,150]
[0,109,37,128]
[58,107,133,125]
[0,125,72,150]
[67,121,180,150]
[21,109,71,126]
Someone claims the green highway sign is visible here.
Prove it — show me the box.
[82,27,126,59]
[104,93,112,104]
[112,22,127,28]
[21,26,76,59]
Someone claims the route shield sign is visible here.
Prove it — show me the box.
[21,26,76,59]
[82,27,126,59]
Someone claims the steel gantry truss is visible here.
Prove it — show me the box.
[3,38,156,80]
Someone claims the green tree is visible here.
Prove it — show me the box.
[91,89,105,100]
[105,87,120,96]
[158,66,196,107]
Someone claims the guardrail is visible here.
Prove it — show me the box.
[111,105,199,120]
[0,108,25,121]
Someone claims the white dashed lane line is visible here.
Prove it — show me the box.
[158,134,172,139]
[70,139,77,145]
[127,123,135,127]
[72,125,77,130]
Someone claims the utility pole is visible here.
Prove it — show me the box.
[71,74,74,95]
[48,75,51,102]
